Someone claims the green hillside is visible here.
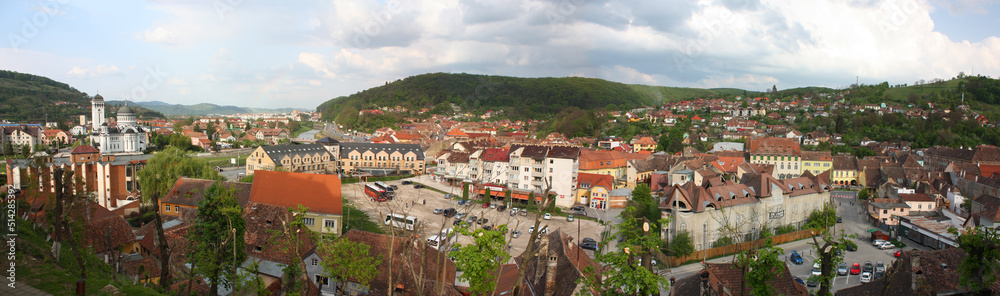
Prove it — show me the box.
[0,70,91,122]
[316,73,751,121]
[849,75,1000,118]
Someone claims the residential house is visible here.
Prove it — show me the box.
[576,173,613,209]
[242,202,318,292]
[867,198,910,226]
[506,145,581,208]
[6,147,148,210]
[338,142,425,175]
[801,151,833,176]
[608,188,632,208]
[578,149,628,188]
[249,170,343,236]
[632,136,657,152]
[41,129,71,145]
[2,124,42,152]
[832,156,860,187]
[160,178,252,218]
[245,143,337,176]
[748,137,802,179]
[899,193,936,214]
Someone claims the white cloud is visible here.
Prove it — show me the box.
[66,64,123,78]
[136,27,180,45]
[936,0,996,15]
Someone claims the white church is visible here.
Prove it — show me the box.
[90,94,148,154]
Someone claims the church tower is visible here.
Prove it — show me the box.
[91,94,106,130]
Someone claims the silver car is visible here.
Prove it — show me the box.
[838,263,849,276]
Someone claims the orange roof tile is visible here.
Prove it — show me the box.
[249,170,342,215]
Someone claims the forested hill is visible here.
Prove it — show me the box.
[0,70,91,122]
[316,72,749,120]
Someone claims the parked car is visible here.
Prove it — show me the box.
[497,204,507,211]
[413,184,425,189]
[812,261,822,276]
[543,213,552,220]
[793,276,805,286]
[456,212,467,219]
[851,262,861,275]
[874,270,884,280]
[483,225,493,231]
[570,206,585,212]
[837,216,843,223]
[458,200,468,206]
[443,194,454,199]
[838,263,849,276]
[520,209,528,216]
[433,208,444,215]
[512,230,521,238]
[453,218,463,226]
[574,210,587,216]
[389,185,398,190]
[807,277,819,287]
[482,202,490,208]
[444,208,457,217]
[846,241,858,251]
[579,241,598,250]
[567,215,574,222]
[528,225,548,234]
[876,261,886,273]
[477,218,488,225]
[894,250,902,257]
[873,239,887,246]
[790,250,803,265]
[878,242,896,250]
[468,216,478,223]
[863,261,874,273]
[861,271,873,283]
[402,180,412,185]
[489,203,497,209]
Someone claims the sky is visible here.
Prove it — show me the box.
[1,0,999,110]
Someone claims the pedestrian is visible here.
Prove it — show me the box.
[423,199,426,205]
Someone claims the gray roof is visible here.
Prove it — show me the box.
[339,142,424,159]
[261,143,332,161]
[242,257,285,278]
[610,188,633,196]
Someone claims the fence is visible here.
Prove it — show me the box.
[661,229,818,267]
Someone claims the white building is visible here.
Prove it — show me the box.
[90,94,148,155]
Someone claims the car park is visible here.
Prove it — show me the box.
[863,261,874,273]
[838,263,849,276]
[543,213,552,220]
[571,206,585,212]
[861,271,872,283]
[433,208,444,214]
[851,262,861,275]
[567,215,574,222]
[790,250,803,265]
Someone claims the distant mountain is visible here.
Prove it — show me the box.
[316,72,754,121]
[111,100,304,116]
[0,70,91,123]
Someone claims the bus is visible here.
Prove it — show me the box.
[426,228,453,249]
[385,213,418,230]
[374,181,392,192]
[365,184,390,202]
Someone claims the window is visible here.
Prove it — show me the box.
[303,218,315,226]
[325,220,336,229]
[311,258,318,266]
[254,246,262,252]
[883,210,888,214]
[175,206,180,212]
[315,275,328,285]
[918,205,922,209]
[165,204,170,212]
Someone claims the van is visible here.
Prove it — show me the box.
[427,229,453,248]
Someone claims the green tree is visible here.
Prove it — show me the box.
[858,188,870,200]
[805,205,838,230]
[137,147,223,290]
[484,187,491,204]
[628,184,660,237]
[953,226,1000,296]
[453,224,511,295]
[808,227,855,296]
[318,237,382,294]
[579,206,669,295]
[734,238,785,296]
[668,230,695,257]
[462,183,470,201]
[190,183,247,296]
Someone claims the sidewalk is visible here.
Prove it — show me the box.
[0,283,53,296]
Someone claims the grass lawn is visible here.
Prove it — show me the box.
[289,122,315,138]
[194,155,248,169]
[342,198,383,234]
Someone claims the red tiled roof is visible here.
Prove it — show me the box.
[249,170,343,215]
[748,137,801,155]
[163,178,252,207]
[480,148,510,162]
[71,145,100,154]
[577,172,613,190]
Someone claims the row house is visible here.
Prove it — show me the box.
[248,128,290,143]
[801,151,833,176]
[337,142,424,175]
[748,137,802,180]
[832,156,859,187]
[246,143,337,175]
[660,172,831,251]
[467,147,510,185]
[436,151,471,185]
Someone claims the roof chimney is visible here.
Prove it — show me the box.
[941,263,948,270]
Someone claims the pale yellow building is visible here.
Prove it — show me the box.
[338,142,425,175]
[245,143,337,176]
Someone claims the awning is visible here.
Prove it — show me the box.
[866,229,878,233]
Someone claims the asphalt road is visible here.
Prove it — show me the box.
[323,122,367,142]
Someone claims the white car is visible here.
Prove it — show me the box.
[543,213,552,220]
[812,261,822,276]
[873,239,887,246]
[860,271,872,283]
[878,242,896,250]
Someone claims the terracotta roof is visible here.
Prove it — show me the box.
[446,152,470,163]
[244,202,316,265]
[516,229,599,296]
[85,213,134,253]
[579,149,627,170]
[163,178,252,207]
[479,148,510,162]
[974,195,1000,222]
[899,193,934,202]
[249,170,342,215]
[748,137,801,155]
[801,151,832,161]
[833,156,858,170]
[71,145,100,154]
[633,136,657,146]
[702,262,808,296]
[577,172,613,190]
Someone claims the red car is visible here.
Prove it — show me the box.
[850,262,861,275]
[894,250,902,258]
[482,202,490,208]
